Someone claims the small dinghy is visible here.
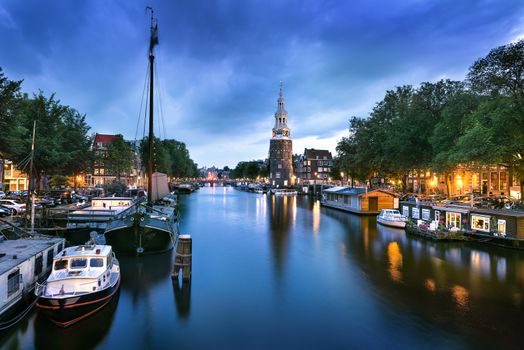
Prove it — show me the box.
[35,244,120,327]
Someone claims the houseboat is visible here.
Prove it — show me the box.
[400,201,524,248]
[321,187,399,215]
[0,237,65,329]
[35,244,120,327]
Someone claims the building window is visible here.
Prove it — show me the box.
[500,172,507,191]
[497,219,506,236]
[276,172,281,179]
[490,172,499,190]
[422,209,430,221]
[412,207,419,219]
[318,168,323,173]
[402,206,409,217]
[471,215,490,232]
[7,270,20,297]
[34,255,43,276]
[278,164,282,169]
[446,212,461,229]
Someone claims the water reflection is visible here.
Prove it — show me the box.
[387,241,403,283]
[267,195,295,277]
[321,207,524,348]
[172,279,191,319]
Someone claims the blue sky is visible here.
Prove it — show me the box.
[1,0,524,168]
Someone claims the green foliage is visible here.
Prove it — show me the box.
[104,180,127,196]
[139,137,199,178]
[0,68,24,158]
[47,175,70,189]
[230,161,266,179]
[336,51,524,196]
[106,134,134,178]
[7,92,92,185]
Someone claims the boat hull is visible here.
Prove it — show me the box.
[105,226,173,255]
[36,277,120,328]
[377,217,406,228]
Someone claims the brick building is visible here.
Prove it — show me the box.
[296,148,333,184]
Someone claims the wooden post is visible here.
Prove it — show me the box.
[172,234,192,281]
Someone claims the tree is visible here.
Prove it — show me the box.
[0,68,24,158]
[107,134,133,179]
[467,40,524,197]
[139,137,199,178]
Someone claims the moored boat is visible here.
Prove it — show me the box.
[66,197,134,243]
[103,12,178,255]
[273,189,297,196]
[377,209,408,228]
[35,244,120,327]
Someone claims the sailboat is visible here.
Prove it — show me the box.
[104,9,178,255]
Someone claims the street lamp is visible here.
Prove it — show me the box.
[340,171,344,186]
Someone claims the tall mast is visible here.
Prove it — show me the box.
[27,121,36,232]
[146,7,158,204]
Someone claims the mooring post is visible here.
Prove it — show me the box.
[172,234,192,280]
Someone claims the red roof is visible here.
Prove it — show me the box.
[94,133,116,144]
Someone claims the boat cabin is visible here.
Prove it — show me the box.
[322,187,398,215]
[44,245,115,295]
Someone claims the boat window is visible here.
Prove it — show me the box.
[90,258,104,267]
[7,270,20,297]
[70,258,88,269]
[54,259,68,270]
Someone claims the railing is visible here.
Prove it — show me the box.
[35,279,100,298]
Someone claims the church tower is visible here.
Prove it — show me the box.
[269,82,293,187]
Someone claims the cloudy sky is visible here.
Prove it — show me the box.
[1,0,524,168]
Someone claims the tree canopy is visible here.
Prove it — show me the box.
[336,40,524,197]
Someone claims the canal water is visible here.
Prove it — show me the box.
[1,186,523,349]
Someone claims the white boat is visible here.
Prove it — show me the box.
[67,197,135,232]
[0,237,64,329]
[273,189,297,196]
[35,244,120,327]
[377,209,408,228]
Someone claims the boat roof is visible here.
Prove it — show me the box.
[57,245,112,259]
[0,237,64,276]
[324,187,397,197]
[92,197,134,201]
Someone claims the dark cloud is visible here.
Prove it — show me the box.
[1,0,523,167]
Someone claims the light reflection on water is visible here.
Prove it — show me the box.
[1,187,524,349]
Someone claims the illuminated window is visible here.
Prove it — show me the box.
[402,206,409,217]
[412,207,419,219]
[446,212,461,228]
[422,209,430,221]
[497,220,506,236]
[471,215,490,232]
